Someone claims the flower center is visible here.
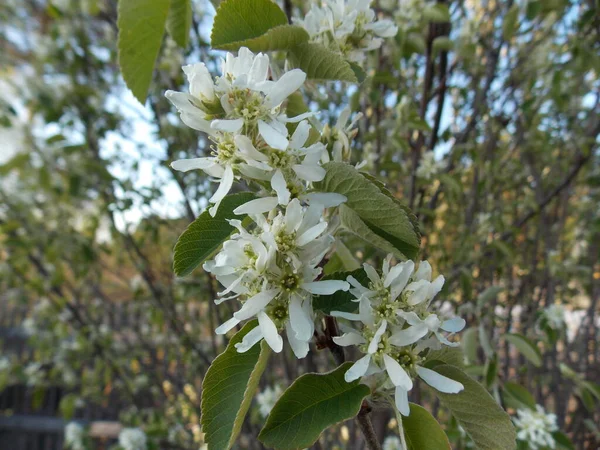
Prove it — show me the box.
[280,273,300,292]
[268,149,294,169]
[212,135,238,164]
[228,88,269,124]
[275,231,297,253]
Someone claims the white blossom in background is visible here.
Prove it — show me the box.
[0,356,10,372]
[543,304,566,330]
[382,435,402,450]
[296,0,398,62]
[416,151,443,180]
[119,427,148,450]
[256,385,283,417]
[204,200,349,358]
[318,106,362,163]
[64,422,86,450]
[513,405,558,450]
[332,256,465,416]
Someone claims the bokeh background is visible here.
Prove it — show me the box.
[0,0,599,449]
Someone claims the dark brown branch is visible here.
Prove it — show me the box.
[356,402,382,450]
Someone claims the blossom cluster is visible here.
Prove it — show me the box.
[296,0,398,62]
[119,427,148,450]
[331,256,466,415]
[168,48,353,355]
[64,422,86,450]
[513,405,558,450]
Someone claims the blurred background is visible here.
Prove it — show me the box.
[0,0,598,449]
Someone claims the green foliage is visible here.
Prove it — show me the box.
[173,192,255,277]
[503,333,543,367]
[423,4,450,23]
[288,43,358,82]
[425,347,465,369]
[117,0,170,103]
[430,365,517,450]
[503,4,520,41]
[59,393,79,420]
[210,0,309,52]
[166,0,192,48]
[313,268,368,314]
[403,403,451,450]
[201,321,271,450]
[258,363,370,449]
[502,382,536,410]
[316,162,420,259]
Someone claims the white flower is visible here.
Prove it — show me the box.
[204,202,349,357]
[0,356,10,372]
[318,106,362,162]
[416,151,443,180]
[119,427,147,450]
[296,0,398,62]
[64,422,86,450]
[543,304,566,330]
[513,405,558,450]
[382,435,402,450]
[331,256,464,416]
[256,385,283,417]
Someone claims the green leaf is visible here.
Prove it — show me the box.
[461,327,479,364]
[477,286,504,309]
[403,403,451,450]
[315,163,420,259]
[313,268,368,314]
[425,347,465,369]
[432,36,453,57]
[117,0,170,103]
[173,192,255,277]
[502,382,536,410]
[503,333,542,367]
[423,4,450,23]
[552,431,575,450]
[201,321,271,450]
[59,393,78,420]
[211,0,309,52]
[258,362,370,449]
[288,43,358,82]
[503,4,520,41]
[166,0,192,48]
[430,365,517,450]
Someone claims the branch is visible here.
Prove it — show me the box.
[356,402,382,450]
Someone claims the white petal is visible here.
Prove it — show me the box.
[258,311,283,353]
[171,157,218,173]
[395,386,411,416]
[428,275,445,303]
[305,193,347,207]
[383,354,413,390]
[406,280,430,306]
[297,222,327,247]
[233,197,279,215]
[271,169,291,205]
[215,316,240,335]
[265,69,306,108]
[259,120,289,150]
[416,367,464,393]
[293,164,326,182]
[358,297,376,327]
[208,165,234,216]
[389,325,429,347]
[441,317,466,333]
[284,198,303,233]
[281,111,314,123]
[368,320,387,354]
[233,289,278,321]
[290,120,310,149]
[390,261,415,300]
[363,263,380,285]
[211,118,244,132]
[330,311,362,321]
[286,320,309,358]
[248,52,270,86]
[234,326,263,353]
[234,135,269,161]
[289,295,313,341]
[333,332,366,347]
[302,280,350,295]
[345,354,371,382]
[414,261,432,281]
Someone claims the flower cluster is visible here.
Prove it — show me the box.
[64,422,86,450]
[543,304,566,330]
[331,256,465,415]
[119,427,148,450]
[513,405,558,450]
[296,0,398,62]
[168,49,354,356]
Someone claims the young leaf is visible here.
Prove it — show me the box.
[477,285,504,308]
[211,0,309,51]
[425,347,465,369]
[201,321,271,450]
[403,403,451,450]
[173,192,255,277]
[429,365,517,450]
[502,382,536,410]
[258,362,370,449]
[117,0,170,104]
[503,4,520,41]
[288,43,358,82]
[313,268,369,314]
[503,333,543,367]
[315,162,420,259]
[461,327,479,364]
[166,0,192,48]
